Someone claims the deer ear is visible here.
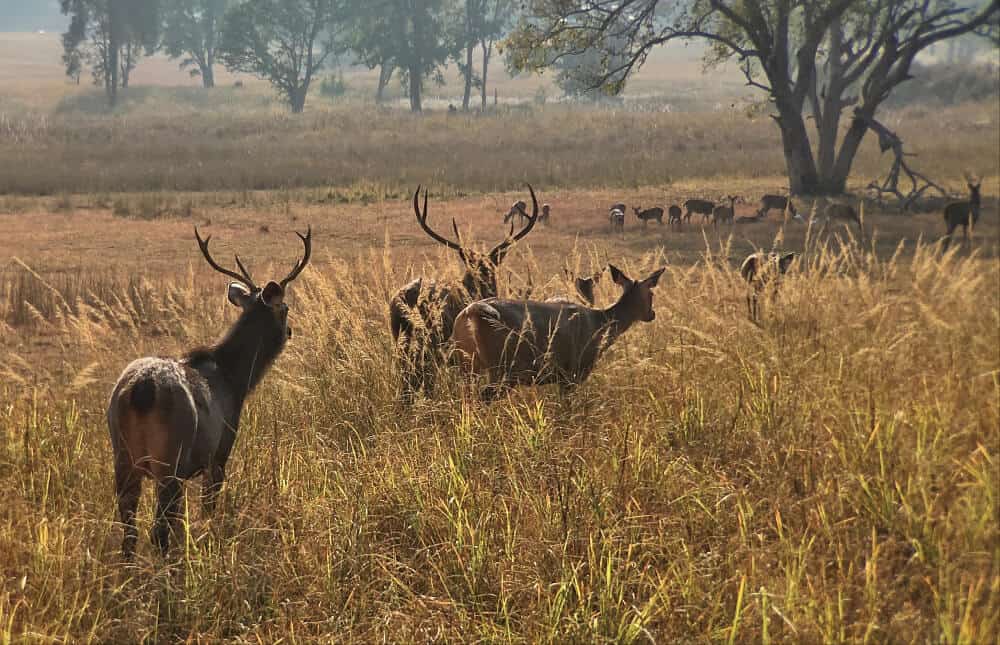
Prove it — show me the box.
[227,282,252,308]
[640,267,666,289]
[608,264,630,287]
[261,281,284,306]
[779,253,797,272]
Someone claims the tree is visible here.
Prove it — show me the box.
[60,0,160,107]
[161,0,229,88]
[507,0,1000,195]
[218,0,339,113]
[454,0,513,110]
[342,0,459,112]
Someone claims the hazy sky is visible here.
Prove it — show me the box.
[0,1,66,32]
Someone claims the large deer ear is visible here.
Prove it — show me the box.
[608,264,631,287]
[261,281,284,306]
[227,282,252,308]
[640,267,665,289]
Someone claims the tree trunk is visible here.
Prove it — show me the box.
[290,86,307,113]
[108,0,121,107]
[826,111,871,194]
[203,47,215,88]
[480,40,491,111]
[775,103,820,195]
[462,41,474,111]
[408,66,422,113]
[376,63,392,103]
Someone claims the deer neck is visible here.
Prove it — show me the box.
[600,299,641,347]
[210,314,285,405]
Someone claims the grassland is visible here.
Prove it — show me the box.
[0,30,998,644]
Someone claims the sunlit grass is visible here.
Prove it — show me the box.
[0,233,996,641]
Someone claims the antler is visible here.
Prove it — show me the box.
[279,226,312,288]
[195,227,257,291]
[490,183,539,262]
[413,186,463,252]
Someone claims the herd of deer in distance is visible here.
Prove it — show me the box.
[106,177,983,558]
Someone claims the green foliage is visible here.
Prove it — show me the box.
[161,0,230,87]
[218,0,339,112]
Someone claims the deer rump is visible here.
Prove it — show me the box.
[109,355,235,482]
[452,299,610,386]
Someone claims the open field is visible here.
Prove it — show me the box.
[1,184,999,641]
[1,27,999,644]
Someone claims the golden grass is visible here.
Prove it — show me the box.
[0,190,997,641]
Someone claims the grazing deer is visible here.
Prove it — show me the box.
[667,204,683,230]
[391,185,538,400]
[108,227,312,558]
[734,210,767,225]
[740,251,796,321]
[756,194,797,219]
[609,208,626,234]
[712,195,738,227]
[610,202,626,214]
[943,177,982,249]
[634,205,665,226]
[683,198,715,224]
[504,199,530,225]
[451,264,665,399]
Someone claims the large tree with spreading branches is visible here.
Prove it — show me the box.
[507,1,1000,195]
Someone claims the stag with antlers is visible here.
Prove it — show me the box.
[391,185,538,401]
[107,227,311,558]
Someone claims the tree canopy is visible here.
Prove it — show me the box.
[508,0,1000,195]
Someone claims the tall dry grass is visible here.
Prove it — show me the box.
[0,100,996,197]
[0,234,996,642]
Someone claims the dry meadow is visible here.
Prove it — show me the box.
[0,32,998,644]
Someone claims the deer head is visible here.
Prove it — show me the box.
[195,226,311,341]
[413,185,538,300]
[608,264,665,323]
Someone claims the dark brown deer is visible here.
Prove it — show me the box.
[391,185,538,400]
[539,203,551,225]
[684,198,715,224]
[756,194,797,219]
[108,227,312,558]
[943,177,982,249]
[634,205,665,226]
[740,251,796,321]
[712,195,738,227]
[667,204,683,229]
[451,264,664,399]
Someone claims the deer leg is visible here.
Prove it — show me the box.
[114,454,142,559]
[151,477,183,555]
[202,463,225,514]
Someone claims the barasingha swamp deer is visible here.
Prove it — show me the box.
[756,194,798,219]
[634,205,664,227]
[539,203,551,225]
[943,175,982,249]
[683,198,715,224]
[667,204,683,230]
[740,250,796,321]
[391,185,538,400]
[822,200,865,241]
[108,226,312,558]
[451,264,665,400]
[712,195,738,227]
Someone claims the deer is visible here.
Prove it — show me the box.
[539,203,551,225]
[504,199,529,226]
[667,204,683,230]
[610,202,627,214]
[107,226,312,558]
[451,264,665,399]
[740,251,796,321]
[943,177,982,249]
[609,208,626,234]
[634,205,665,227]
[822,200,865,241]
[756,194,797,219]
[683,198,715,225]
[391,185,538,401]
[712,195,738,227]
